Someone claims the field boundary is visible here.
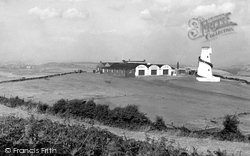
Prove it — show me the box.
[213,74,250,85]
[0,70,86,84]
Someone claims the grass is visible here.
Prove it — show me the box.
[0,95,249,143]
[0,115,241,156]
[0,73,249,128]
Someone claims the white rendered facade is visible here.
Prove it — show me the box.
[196,47,220,82]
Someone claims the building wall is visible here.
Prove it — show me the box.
[96,63,104,72]
[160,65,172,75]
[97,62,177,77]
[176,69,186,75]
[125,69,135,77]
[148,65,160,76]
[102,68,135,77]
[108,69,126,77]
[135,65,148,77]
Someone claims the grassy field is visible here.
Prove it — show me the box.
[1,104,250,155]
[0,71,249,130]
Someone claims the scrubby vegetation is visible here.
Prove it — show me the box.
[50,99,152,129]
[219,114,245,141]
[151,116,167,131]
[0,95,249,143]
[0,115,235,156]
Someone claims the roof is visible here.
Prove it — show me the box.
[103,63,175,70]
[155,64,164,68]
[103,63,141,70]
[202,46,210,49]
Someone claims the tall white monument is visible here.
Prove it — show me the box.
[196,47,220,82]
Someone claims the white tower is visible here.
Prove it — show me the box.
[196,47,220,82]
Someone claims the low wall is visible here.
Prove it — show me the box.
[0,70,87,84]
[213,74,250,85]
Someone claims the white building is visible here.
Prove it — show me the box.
[135,64,149,76]
[196,47,220,82]
[160,65,172,75]
[148,65,160,76]
[97,59,175,77]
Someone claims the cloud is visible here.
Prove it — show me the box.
[29,7,88,21]
[140,9,152,20]
[193,2,235,16]
[108,4,126,11]
[62,8,89,20]
[28,7,60,20]
[140,5,171,26]
[155,0,171,5]
[131,0,143,4]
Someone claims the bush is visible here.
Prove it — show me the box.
[0,116,235,156]
[8,96,25,108]
[37,104,49,113]
[152,116,167,131]
[94,104,110,122]
[109,105,152,129]
[66,99,96,119]
[52,99,67,114]
[219,114,245,141]
[222,114,240,133]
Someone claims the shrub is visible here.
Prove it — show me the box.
[94,104,110,122]
[109,105,151,129]
[37,104,49,113]
[222,114,240,133]
[219,114,245,141]
[8,96,25,108]
[52,99,67,114]
[66,99,96,119]
[152,116,167,131]
[0,116,235,156]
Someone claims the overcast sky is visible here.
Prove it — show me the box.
[0,0,249,66]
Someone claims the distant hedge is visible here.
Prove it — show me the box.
[50,99,152,129]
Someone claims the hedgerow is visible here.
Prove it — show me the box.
[37,103,49,113]
[50,100,152,129]
[151,116,167,131]
[218,114,246,141]
[108,105,151,129]
[0,115,236,156]
[0,95,249,143]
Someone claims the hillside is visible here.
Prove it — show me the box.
[1,104,250,155]
[218,64,250,77]
[0,72,249,131]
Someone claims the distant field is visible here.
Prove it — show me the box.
[0,72,249,128]
[0,62,97,81]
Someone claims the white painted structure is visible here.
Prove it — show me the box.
[135,64,175,77]
[148,65,160,76]
[160,65,172,75]
[135,64,148,76]
[196,47,220,82]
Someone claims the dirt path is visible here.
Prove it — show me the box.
[0,105,249,156]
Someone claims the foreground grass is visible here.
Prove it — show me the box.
[0,115,238,156]
[0,95,249,144]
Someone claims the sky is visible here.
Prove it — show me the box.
[0,0,249,66]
